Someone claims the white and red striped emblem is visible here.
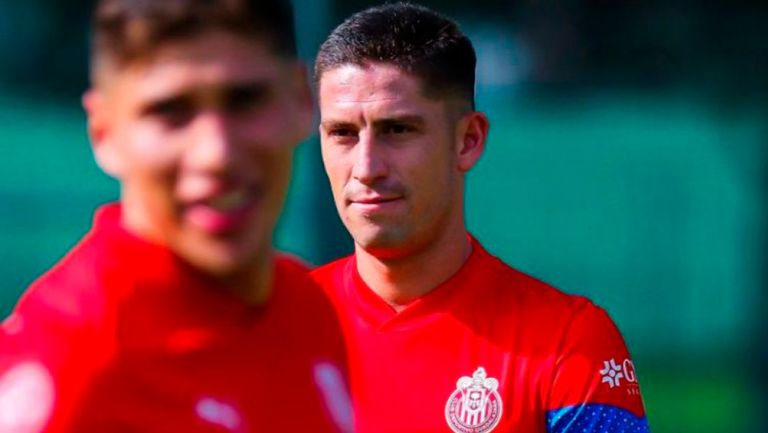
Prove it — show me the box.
[444,367,502,433]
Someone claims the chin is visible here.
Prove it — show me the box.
[179,237,265,278]
[352,227,409,256]
[182,253,240,277]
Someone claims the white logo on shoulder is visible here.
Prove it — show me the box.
[0,361,55,433]
[195,397,244,433]
[600,358,638,388]
[444,367,503,433]
[313,361,353,433]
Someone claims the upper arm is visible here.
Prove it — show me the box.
[545,305,650,433]
[0,280,112,433]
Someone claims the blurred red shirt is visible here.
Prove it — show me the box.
[0,204,351,433]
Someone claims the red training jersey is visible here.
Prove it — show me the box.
[311,236,649,433]
[0,204,351,433]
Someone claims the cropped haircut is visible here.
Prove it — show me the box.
[315,2,476,110]
[91,0,297,80]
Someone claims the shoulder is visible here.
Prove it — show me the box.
[489,263,622,347]
[274,250,312,268]
[310,255,353,279]
[309,255,355,293]
[480,255,633,364]
[272,252,315,295]
[471,245,593,322]
[1,218,127,354]
[2,211,128,363]
[0,223,121,433]
[271,252,347,359]
[273,252,340,318]
[12,228,115,327]
[461,243,615,353]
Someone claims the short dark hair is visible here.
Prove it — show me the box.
[92,0,297,77]
[315,2,476,110]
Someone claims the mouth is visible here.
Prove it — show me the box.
[351,196,402,205]
[206,188,251,212]
[348,195,404,213]
[185,186,261,234]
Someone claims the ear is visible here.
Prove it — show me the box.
[83,89,123,177]
[455,111,489,172]
[288,61,315,143]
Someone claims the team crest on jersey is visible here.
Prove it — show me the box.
[444,367,503,433]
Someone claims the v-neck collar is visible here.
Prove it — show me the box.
[347,235,490,331]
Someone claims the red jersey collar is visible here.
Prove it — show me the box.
[348,234,492,330]
[89,203,291,350]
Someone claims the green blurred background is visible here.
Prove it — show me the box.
[1,1,765,432]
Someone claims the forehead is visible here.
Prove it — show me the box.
[318,63,432,110]
[103,31,287,99]
[317,62,456,127]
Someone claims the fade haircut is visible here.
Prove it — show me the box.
[315,2,476,110]
[91,0,297,82]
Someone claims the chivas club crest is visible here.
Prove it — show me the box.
[444,367,503,433]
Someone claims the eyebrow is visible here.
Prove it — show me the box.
[320,115,426,130]
[140,93,192,116]
[141,80,271,109]
[372,115,425,130]
[224,81,271,99]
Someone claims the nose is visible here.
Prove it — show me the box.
[187,111,238,174]
[351,131,388,185]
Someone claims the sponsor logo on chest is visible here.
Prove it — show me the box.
[444,367,503,433]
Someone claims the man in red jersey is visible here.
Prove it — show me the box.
[0,1,351,432]
[312,3,651,433]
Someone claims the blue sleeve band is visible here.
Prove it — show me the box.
[547,403,650,433]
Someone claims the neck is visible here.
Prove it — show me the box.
[355,225,472,312]
[220,253,274,306]
[188,256,274,307]
[119,199,275,306]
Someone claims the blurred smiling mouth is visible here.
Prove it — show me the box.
[186,187,261,234]
[208,188,249,211]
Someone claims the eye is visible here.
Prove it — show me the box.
[329,127,357,137]
[382,123,412,134]
[144,98,194,128]
[225,84,270,113]
[323,124,359,145]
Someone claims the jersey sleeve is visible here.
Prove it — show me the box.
[0,274,114,433]
[545,303,651,433]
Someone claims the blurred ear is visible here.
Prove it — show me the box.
[455,111,489,172]
[289,61,315,144]
[83,89,123,177]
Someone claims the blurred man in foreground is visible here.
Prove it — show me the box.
[0,1,350,432]
[312,3,650,432]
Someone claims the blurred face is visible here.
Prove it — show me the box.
[85,30,312,276]
[318,62,486,258]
